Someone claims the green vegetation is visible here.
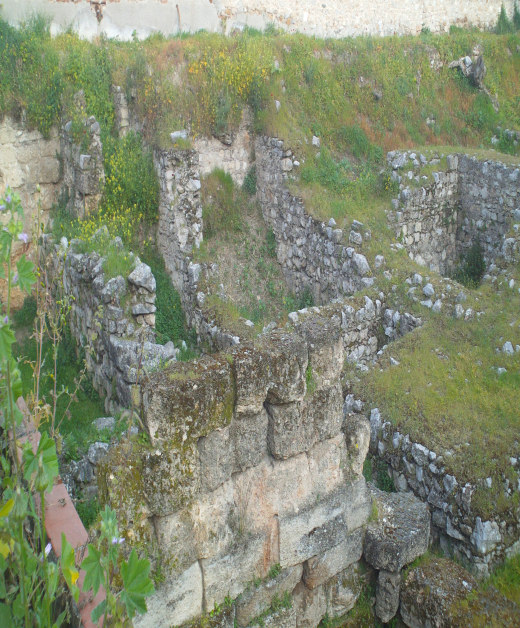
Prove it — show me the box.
[196,169,315,330]
[354,262,520,516]
[452,241,486,287]
[363,455,396,493]
[488,553,520,604]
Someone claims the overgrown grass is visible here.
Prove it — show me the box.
[487,553,520,604]
[353,264,520,517]
[196,170,316,331]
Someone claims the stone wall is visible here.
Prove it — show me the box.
[388,151,520,274]
[1,0,514,40]
[0,116,60,232]
[61,111,105,219]
[193,108,253,186]
[43,235,176,412]
[256,137,372,304]
[99,312,429,627]
[366,406,520,577]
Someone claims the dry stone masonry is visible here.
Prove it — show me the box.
[43,234,177,412]
[256,137,372,304]
[0,116,60,231]
[388,150,520,274]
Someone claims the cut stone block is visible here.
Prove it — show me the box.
[198,426,233,492]
[305,383,343,441]
[364,486,430,572]
[375,569,401,623]
[279,481,371,568]
[303,527,364,589]
[230,409,268,472]
[134,561,202,628]
[325,564,363,618]
[266,401,315,459]
[292,581,327,628]
[201,534,267,610]
[236,564,303,626]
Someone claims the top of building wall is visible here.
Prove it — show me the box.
[1,0,515,41]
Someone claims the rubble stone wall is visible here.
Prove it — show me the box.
[389,151,520,274]
[367,406,520,577]
[2,0,514,40]
[43,236,176,412]
[256,137,372,304]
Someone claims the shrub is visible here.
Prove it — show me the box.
[243,165,257,196]
[453,241,486,287]
[202,169,245,238]
[496,4,514,34]
[514,1,520,30]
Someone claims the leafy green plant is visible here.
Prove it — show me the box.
[81,505,154,624]
[243,166,257,196]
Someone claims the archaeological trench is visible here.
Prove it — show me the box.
[3,41,520,628]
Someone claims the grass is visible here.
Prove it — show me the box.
[195,170,315,332]
[353,261,520,517]
[487,553,520,604]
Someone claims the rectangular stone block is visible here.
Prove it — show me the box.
[305,383,343,442]
[308,435,348,496]
[134,561,202,628]
[266,401,315,459]
[279,480,371,568]
[303,527,364,589]
[198,425,233,492]
[201,534,268,610]
[236,564,303,626]
[231,344,269,414]
[325,564,364,618]
[230,409,268,472]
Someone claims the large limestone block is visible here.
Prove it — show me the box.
[141,443,200,516]
[292,581,327,628]
[364,487,430,572]
[292,313,344,391]
[344,415,371,476]
[231,344,270,414]
[400,556,520,627]
[231,409,268,472]
[305,383,343,442]
[154,509,198,577]
[303,527,364,589]
[308,435,349,497]
[325,564,363,618]
[375,569,401,623]
[189,480,235,560]
[259,606,297,628]
[266,401,315,459]
[236,564,303,626]
[142,354,235,445]
[134,561,202,627]
[201,534,268,610]
[255,330,308,404]
[279,481,371,568]
[198,425,233,492]
[232,454,313,535]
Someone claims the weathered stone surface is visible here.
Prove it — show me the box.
[292,581,327,628]
[308,435,349,497]
[303,527,364,589]
[280,481,371,568]
[235,564,303,626]
[375,569,401,623]
[306,383,343,441]
[258,330,308,404]
[344,415,371,476]
[230,410,268,472]
[266,401,315,459]
[364,486,430,572]
[325,564,363,618]
[87,442,109,465]
[155,509,199,577]
[142,355,235,445]
[400,556,520,628]
[134,561,203,627]
[198,426,233,492]
[470,516,502,556]
[201,534,267,609]
[231,344,270,414]
[93,416,116,432]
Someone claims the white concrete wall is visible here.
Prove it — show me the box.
[1,0,515,41]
